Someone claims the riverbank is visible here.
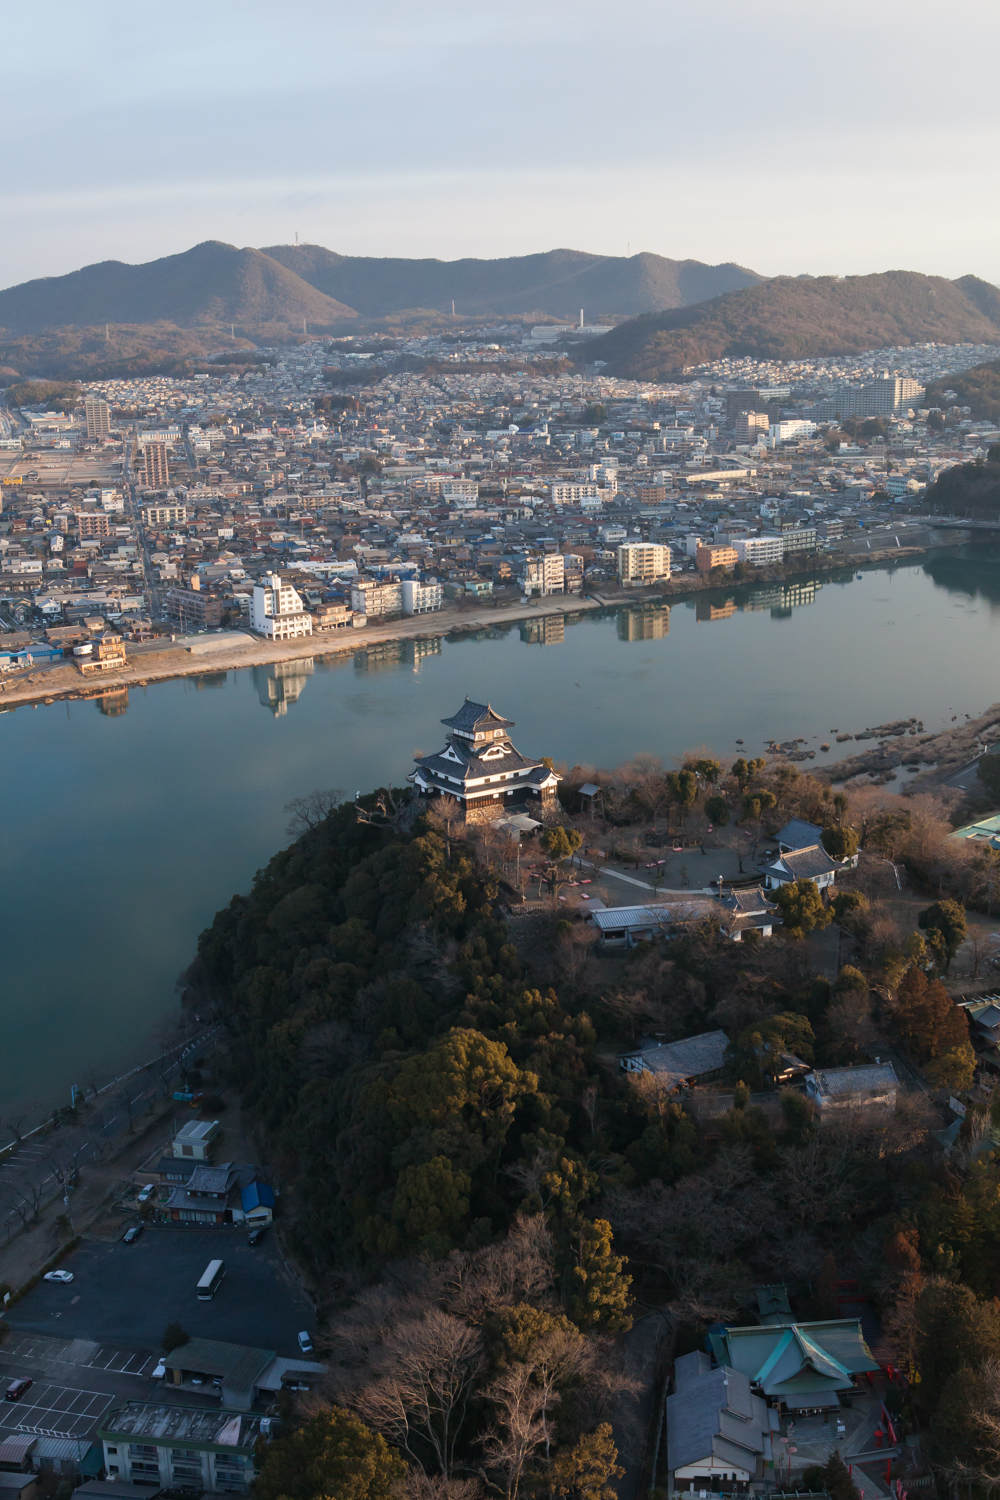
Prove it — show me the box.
[0,539,958,712]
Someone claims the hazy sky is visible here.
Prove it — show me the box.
[4,0,999,289]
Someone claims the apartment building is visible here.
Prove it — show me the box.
[141,442,169,488]
[163,586,226,630]
[696,544,738,573]
[84,397,111,440]
[550,483,605,503]
[401,579,443,614]
[350,578,404,617]
[142,502,188,526]
[735,535,784,566]
[523,553,565,596]
[618,542,671,585]
[440,479,479,506]
[78,510,111,540]
[251,572,313,640]
[635,483,669,505]
[734,411,770,444]
[100,1402,267,1492]
[779,526,817,555]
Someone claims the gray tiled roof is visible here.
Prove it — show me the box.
[440,699,514,733]
[766,844,840,880]
[722,886,777,914]
[667,1363,767,1475]
[777,818,824,850]
[623,1029,730,1080]
[808,1061,899,1098]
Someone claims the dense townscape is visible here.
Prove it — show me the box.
[1,328,998,672]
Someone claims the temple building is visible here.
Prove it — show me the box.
[410,699,561,824]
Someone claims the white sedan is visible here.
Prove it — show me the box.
[43,1270,74,1284]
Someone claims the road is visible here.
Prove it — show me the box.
[0,1031,218,1246]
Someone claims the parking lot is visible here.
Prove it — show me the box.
[7,1229,314,1356]
[0,1381,113,1439]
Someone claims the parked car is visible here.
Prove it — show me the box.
[297,1331,313,1354]
[247,1227,267,1246]
[43,1270,74,1284]
[152,1359,166,1379]
[5,1379,32,1402]
[122,1225,143,1243]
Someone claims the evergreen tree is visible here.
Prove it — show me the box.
[254,1407,406,1500]
[568,1220,632,1333]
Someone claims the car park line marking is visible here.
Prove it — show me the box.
[0,1383,113,1439]
[83,1348,154,1375]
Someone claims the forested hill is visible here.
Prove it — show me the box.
[189,770,1000,1494]
[0,241,357,336]
[926,356,1000,424]
[260,244,761,318]
[585,270,1000,377]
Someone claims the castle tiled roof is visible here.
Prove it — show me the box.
[440,699,514,734]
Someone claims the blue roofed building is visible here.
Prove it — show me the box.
[239,1181,275,1227]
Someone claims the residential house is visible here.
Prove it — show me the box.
[619,1029,730,1090]
[804,1062,899,1118]
[709,1319,880,1414]
[763,844,841,891]
[667,1351,773,1491]
[239,1181,275,1227]
[775,819,824,853]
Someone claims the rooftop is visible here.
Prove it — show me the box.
[99,1402,269,1452]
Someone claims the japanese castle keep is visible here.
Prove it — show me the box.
[410,699,561,825]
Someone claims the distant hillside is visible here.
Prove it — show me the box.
[0,242,356,336]
[924,455,1000,515]
[586,271,1000,378]
[260,244,761,318]
[926,358,1000,425]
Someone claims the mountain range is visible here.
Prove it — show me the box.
[0,244,998,381]
[0,242,760,335]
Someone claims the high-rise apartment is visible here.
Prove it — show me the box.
[85,397,111,440]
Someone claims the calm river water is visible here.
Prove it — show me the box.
[3,546,1000,1117]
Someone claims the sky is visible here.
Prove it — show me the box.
[3,0,999,289]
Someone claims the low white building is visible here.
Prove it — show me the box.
[735,535,784,566]
[401,579,443,614]
[250,573,313,641]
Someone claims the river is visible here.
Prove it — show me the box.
[3,547,1000,1118]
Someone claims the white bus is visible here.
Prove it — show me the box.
[196,1259,225,1300]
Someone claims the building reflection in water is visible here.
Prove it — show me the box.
[95,687,129,717]
[617,605,670,641]
[696,597,737,623]
[743,580,821,615]
[520,615,565,646]
[253,659,315,716]
[354,637,444,674]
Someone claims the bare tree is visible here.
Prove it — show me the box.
[285,787,344,836]
[0,1107,36,1148]
[348,1309,486,1476]
[425,795,463,863]
[480,1363,550,1499]
[436,1214,555,1323]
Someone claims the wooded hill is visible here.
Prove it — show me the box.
[0,241,356,337]
[586,271,1000,378]
[926,356,1000,425]
[184,761,1000,1494]
[260,244,761,319]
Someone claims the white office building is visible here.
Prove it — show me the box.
[250,572,313,640]
[401,579,443,615]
